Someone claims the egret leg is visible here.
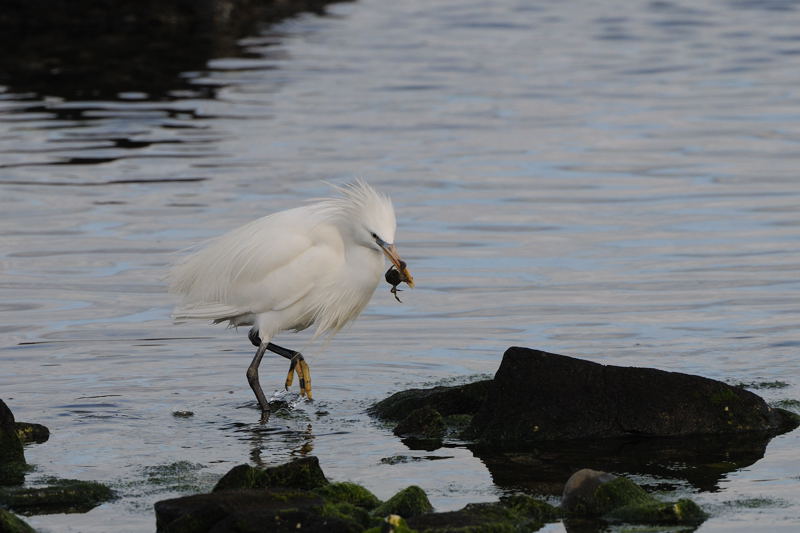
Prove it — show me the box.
[268,343,312,400]
[246,342,271,423]
[247,328,312,400]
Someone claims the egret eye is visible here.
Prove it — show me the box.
[371,232,378,240]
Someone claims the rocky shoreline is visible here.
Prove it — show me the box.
[2,346,798,532]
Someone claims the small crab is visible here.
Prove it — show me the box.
[385,259,413,303]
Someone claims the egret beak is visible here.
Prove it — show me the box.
[379,241,415,288]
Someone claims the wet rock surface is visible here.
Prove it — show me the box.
[14,423,49,446]
[0,400,26,486]
[561,468,707,526]
[213,456,328,492]
[155,457,707,532]
[371,347,799,446]
[0,478,116,516]
[468,347,798,443]
[156,458,433,532]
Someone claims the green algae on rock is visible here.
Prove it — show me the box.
[0,508,35,533]
[372,486,434,519]
[408,495,561,533]
[0,478,115,515]
[155,488,350,533]
[561,469,707,526]
[606,498,707,525]
[393,406,446,440]
[313,481,381,510]
[213,456,328,492]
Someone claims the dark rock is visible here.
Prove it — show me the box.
[393,406,445,440]
[0,401,26,487]
[213,456,328,492]
[14,422,49,445]
[0,509,35,533]
[372,486,433,519]
[370,380,491,422]
[155,488,366,533]
[0,478,115,515]
[468,347,799,443]
[0,0,347,99]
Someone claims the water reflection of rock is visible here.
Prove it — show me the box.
[0,0,346,99]
[371,347,800,498]
[474,432,774,495]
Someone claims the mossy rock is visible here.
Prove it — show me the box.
[0,478,115,515]
[500,494,561,523]
[370,381,492,422]
[321,501,375,530]
[372,486,434,519]
[0,508,35,533]
[213,456,328,492]
[0,401,25,482]
[14,423,50,445]
[0,462,30,488]
[155,488,362,533]
[606,498,708,525]
[562,470,653,517]
[407,499,560,533]
[314,481,381,510]
[394,406,445,440]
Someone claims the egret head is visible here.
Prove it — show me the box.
[333,180,414,287]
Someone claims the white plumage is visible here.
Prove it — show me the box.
[169,180,414,421]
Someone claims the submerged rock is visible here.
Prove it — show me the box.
[0,478,115,515]
[407,496,559,533]
[393,406,445,441]
[0,508,35,533]
[0,400,26,486]
[213,456,328,492]
[370,381,490,423]
[468,347,798,443]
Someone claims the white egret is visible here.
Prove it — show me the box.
[168,181,414,422]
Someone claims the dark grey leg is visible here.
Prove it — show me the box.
[246,342,270,423]
[247,328,312,399]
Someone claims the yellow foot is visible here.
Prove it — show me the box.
[284,354,313,400]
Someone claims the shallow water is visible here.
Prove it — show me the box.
[1,0,800,531]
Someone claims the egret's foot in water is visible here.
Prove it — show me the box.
[285,353,313,400]
[246,341,271,424]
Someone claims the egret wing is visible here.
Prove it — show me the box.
[169,205,336,320]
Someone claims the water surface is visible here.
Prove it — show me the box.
[2,0,800,531]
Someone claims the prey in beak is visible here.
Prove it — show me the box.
[376,238,414,302]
